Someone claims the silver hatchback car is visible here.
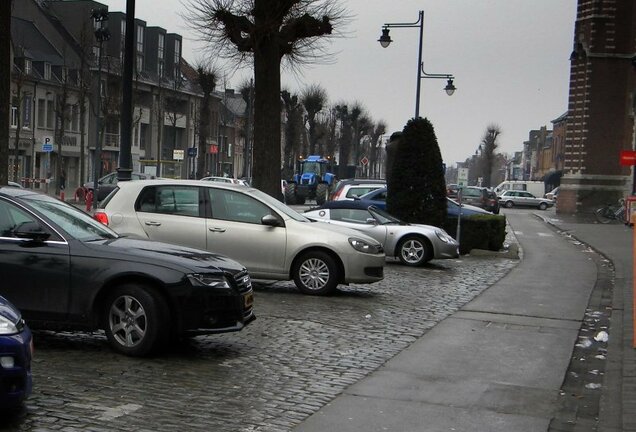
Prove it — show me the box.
[96,180,385,295]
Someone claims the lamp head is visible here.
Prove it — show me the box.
[378,28,392,48]
[444,78,456,96]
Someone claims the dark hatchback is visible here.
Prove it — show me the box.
[0,187,255,356]
[0,295,33,410]
[457,186,500,214]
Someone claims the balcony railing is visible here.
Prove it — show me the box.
[103,133,120,148]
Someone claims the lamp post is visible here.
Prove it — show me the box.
[378,10,456,118]
[91,8,110,210]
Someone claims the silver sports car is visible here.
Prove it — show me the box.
[305,201,459,266]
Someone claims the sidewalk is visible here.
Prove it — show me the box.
[293,212,632,432]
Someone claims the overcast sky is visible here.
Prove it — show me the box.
[108,0,577,166]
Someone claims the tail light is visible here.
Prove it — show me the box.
[331,189,342,201]
[93,211,109,226]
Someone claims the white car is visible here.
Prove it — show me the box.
[305,200,459,266]
[95,180,385,295]
[201,176,249,186]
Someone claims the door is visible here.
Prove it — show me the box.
[135,185,207,250]
[0,197,70,320]
[204,187,287,276]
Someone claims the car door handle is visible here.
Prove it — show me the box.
[144,221,162,227]
[208,227,226,233]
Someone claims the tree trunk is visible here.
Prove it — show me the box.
[252,35,282,200]
[0,0,10,186]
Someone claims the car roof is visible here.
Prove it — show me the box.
[316,200,375,210]
[0,186,42,198]
[114,179,252,190]
[336,179,386,186]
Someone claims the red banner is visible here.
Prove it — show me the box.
[209,144,218,154]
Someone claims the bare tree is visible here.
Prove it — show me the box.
[480,124,501,187]
[184,0,347,199]
[194,62,219,179]
[301,83,327,155]
[281,89,304,179]
[369,120,386,178]
[10,64,29,183]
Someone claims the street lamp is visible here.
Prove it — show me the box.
[91,7,110,210]
[378,10,456,118]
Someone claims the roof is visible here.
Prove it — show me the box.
[11,17,63,65]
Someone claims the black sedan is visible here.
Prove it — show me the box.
[0,187,255,356]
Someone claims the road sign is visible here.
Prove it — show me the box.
[173,149,184,161]
[188,147,198,157]
[360,156,369,166]
[457,168,469,186]
[42,136,53,152]
[620,150,636,166]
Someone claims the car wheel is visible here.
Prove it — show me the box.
[504,200,514,208]
[538,202,548,210]
[103,284,169,357]
[284,183,297,205]
[293,251,339,295]
[315,183,329,206]
[397,235,431,266]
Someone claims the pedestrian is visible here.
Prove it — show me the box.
[60,169,66,191]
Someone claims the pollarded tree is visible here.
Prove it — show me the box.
[480,124,501,187]
[185,0,347,199]
[194,62,219,179]
[301,83,327,155]
[387,117,446,227]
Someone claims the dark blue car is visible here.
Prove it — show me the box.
[0,295,33,409]
[357,187,492,216]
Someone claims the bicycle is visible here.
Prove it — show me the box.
[594,198,626,224]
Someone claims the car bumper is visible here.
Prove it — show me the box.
[435,240,460,259]
[176,272,256,336]
[339,251,385,284]
[0,328,33,408]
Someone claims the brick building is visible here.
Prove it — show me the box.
[558,0,636,213]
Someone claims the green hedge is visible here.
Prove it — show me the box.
[443,214,507,255]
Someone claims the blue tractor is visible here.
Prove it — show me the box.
[285,155,337,205]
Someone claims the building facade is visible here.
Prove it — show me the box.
[558,0,636,213]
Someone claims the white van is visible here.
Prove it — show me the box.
[494,181,545,197]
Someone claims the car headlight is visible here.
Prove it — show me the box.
[348,237,383,254]
[0,315,19,335]
[187,273,232,290]
[435,229,455,243]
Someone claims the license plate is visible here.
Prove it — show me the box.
[243,292,254,309]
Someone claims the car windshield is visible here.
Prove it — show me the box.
[23,194,119,241]
[248,188,312,222]
[367,205,402,224]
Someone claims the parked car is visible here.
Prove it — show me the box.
[84,171,154,202]
[357,187,492,216]
[0,295,33,409]
[202,176,250,186]
[498,190,555,210]
[7,181,22,188]
[455,186,499,214]
[446,184,460,199]
[95,180,385,296]
[545,186,559,201]
[305,200,459,266]
[0,186,255,356]
[329,179,386,201]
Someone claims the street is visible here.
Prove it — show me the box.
[3,207,521,432]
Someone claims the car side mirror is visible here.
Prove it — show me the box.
[14,221,51,242]
[261,214,282,227]
[366,218,377,225]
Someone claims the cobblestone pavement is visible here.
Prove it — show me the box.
[3,255,517,432]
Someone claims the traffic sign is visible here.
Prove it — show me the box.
[188,147,198,157]
[620,150,636,166]
[173,149,184,161]
[457,168,469,186]
[42,136,53,152]
[360,156,369,166]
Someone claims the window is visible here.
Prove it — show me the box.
[330,209,370,224]
[46,99,55,129]
[24,59,32,75]
[137,186,200,217]
[37,98,45,128]
[158,33,164,59]
[174,39,180,65]
[0,199,38,238]
[93,46,100,59]
[121,20,126,39]
[136,54,143,72]
[10,105,18,128]
[44,63,51,80]
[136,25,144,53]
[227,142,232,157]
[207,188,271,224]
[71,105,79,132]
[22,97,31,128]
[158,60,164,77]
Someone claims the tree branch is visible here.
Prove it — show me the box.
[214,9,255,52]
[279,14,333,55]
